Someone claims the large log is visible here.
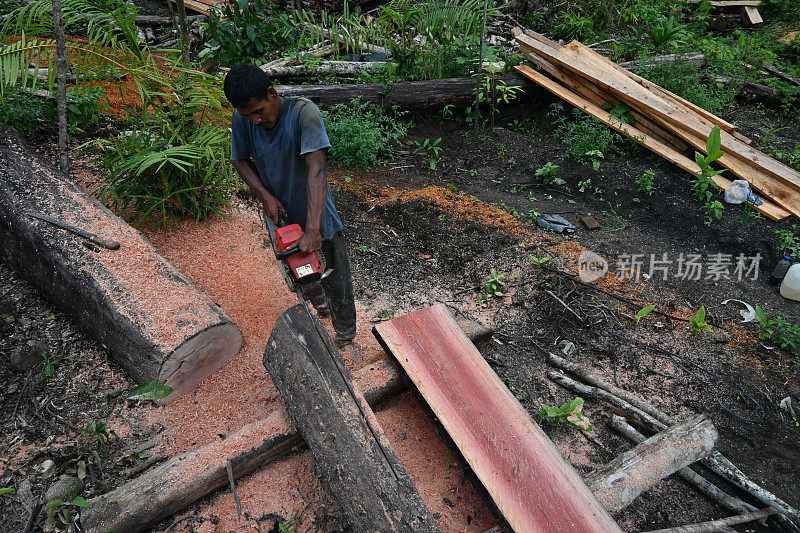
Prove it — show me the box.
[276,72,537,111]
[0,125,242,402]
[80,317,491,533]
[585,415,718,513]
[374,304,621,533]
[264,305,440,532]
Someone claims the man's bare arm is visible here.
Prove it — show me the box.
[296,149,327,254]
[232,159,285,223]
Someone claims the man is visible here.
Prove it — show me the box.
[223,63,357,349]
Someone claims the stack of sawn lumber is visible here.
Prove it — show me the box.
[513,30,799,222]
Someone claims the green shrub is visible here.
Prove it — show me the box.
[635,170,656,196]
[199,0,295,65]
[638,63,734,115]
[552,108,629,163]
[98,70,236,230]
[322,99,410,168]
[0,86,105,138]
[755,305,800,356]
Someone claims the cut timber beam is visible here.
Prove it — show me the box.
[0,125,242,402]
[512,65,790,221]
[373,304,621,533]
[265,305,440,533]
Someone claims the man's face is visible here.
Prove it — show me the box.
[236,88,282,130]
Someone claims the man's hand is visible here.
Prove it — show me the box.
[296,228,322,255]
[261,194,286,224]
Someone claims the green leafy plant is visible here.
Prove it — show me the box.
[0,488,14,496]
[552,109,627,163]
[199,0,295,64]
[413,137,443,170]
[692,126,726,225]
[755,305,800,355]
[128,382,173,401]
[530,255,550,266]
[775,229,800,257]
[322,99,409,168]
[600,102,635,125]
[538,397,593,431]
[476,267,507,307]
[534,162,564,186]
[649,15,688,49]
[507,117,539,136]
[634,304,656,323]
[635,170,656,196]
[46,496,88,527]
[584,149,604,171]
[689,306,711,334]
[41,351,62,377]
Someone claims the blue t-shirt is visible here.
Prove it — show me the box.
[230,96,343,240]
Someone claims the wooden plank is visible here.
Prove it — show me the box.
[266,305,440,533]
[513,65,790,221]
[517,35,800,210]
[742,6,764,26]
[519,37,738,134]
[522,52,690,151]
[373,304,622,533]
[556,40,800,194]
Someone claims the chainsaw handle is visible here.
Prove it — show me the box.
[275,247,300,260]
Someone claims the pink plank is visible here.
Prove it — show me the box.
[374,304,621,533]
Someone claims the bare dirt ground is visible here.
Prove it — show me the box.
[2,91,800,532]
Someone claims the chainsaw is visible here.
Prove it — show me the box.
[265,213,331,297]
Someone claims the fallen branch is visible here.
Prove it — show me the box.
[763,62,800,87]
[262,60,387,79]
[640,508,776,533]
[545,365,800,530]
[704,73,782,104]
[619,52,707,71]
[585,415,718,513]
[610,416,757,515]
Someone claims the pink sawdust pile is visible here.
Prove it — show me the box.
[112,204,493,532]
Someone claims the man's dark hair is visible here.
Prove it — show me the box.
[223,63,273,108]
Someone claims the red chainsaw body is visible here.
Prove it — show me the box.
[274,223,324,283]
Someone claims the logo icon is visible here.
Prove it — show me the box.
[578,251,608,283]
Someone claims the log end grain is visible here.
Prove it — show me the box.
[159,321,243,402]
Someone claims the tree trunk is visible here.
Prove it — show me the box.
[81,317,491,533]
[585,415,718,513]
[0,125,242,403]
[174,0,190,66]
[264,305,440,533]
[276,73,537,111]
[51,0,68,175]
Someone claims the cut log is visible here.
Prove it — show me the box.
[0,125,242,402]
[262,60,387,79]
[584,415,718,513]
[373,304,621,533]
[619,52,707,71]
[610,416,758,515]
[80,318,491,533]
[704,73,782,104]
[512,66,790,221]
[135,14,204,26]
[276,72,536,111]
[264,305,440,533]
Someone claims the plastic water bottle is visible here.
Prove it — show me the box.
[770,256,792,285]
[780,264,800,301]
